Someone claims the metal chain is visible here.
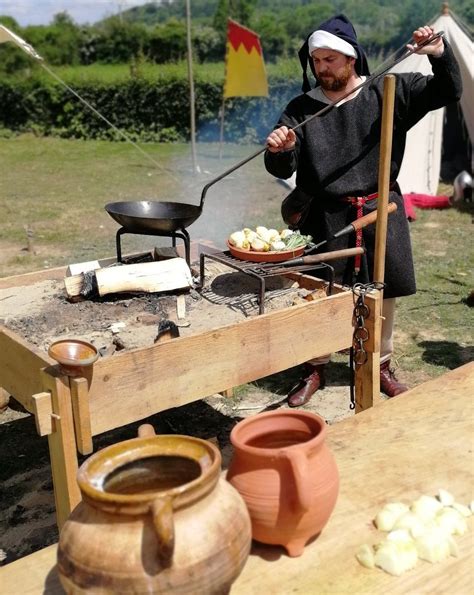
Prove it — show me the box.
[349,282,385,409]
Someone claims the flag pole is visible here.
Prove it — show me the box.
[218,97,226,160]
[219,18,232,161]
[185,0,199,173]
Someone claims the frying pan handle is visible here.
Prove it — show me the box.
[199,147,266,209]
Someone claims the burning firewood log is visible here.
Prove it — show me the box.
[64,258,193,300]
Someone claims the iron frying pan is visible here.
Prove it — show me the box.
[105,200,201,234]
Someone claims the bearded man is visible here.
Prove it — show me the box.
[265,14,462,407]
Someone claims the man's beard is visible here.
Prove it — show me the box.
[318,62,352,92]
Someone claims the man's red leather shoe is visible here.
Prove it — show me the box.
[287,364,326,408]
[380,360,408,397]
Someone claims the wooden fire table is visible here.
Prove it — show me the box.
[0,256,382,528]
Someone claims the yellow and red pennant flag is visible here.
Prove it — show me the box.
[223,19,268,98]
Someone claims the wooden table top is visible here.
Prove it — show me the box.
[1,362,473,594]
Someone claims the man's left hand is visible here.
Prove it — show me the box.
[407,25,444,57]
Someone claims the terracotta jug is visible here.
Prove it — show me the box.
[227,410,339,557]
[57,425,252,594]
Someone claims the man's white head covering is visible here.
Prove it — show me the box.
[308,30,357,58]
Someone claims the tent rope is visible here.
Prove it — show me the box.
[39,62,180,183]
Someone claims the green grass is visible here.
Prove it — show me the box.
[396,205,473,381]
[0,135,273,272]
[0,136,472,385]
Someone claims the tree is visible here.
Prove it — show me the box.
[213,0,257,35]
[251,14,289,61]
[0,16,31,73]
[147,20,187,63]
[93,18,148,64]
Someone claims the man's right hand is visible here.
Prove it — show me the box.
[266,126,296,153]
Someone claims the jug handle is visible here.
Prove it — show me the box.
[151,497,175,566]
[285,449,311,513]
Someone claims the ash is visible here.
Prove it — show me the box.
[1,267,307,355]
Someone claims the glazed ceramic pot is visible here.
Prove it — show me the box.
[227,410,339,557]
[57,425,252,594]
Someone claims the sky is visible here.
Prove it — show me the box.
[0,1,154,26]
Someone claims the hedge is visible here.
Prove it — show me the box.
[0,71,301,143]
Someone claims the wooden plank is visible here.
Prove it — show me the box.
[176,293,186,319]
[86,291,356,436]
[70,377,93,455]
[41,368,81,529]
[32,392,53,436]
[1,363,473,595]
[0,544,63,594]
[0,265,67,289]
[0,254,128,290]
[0,325,53,411]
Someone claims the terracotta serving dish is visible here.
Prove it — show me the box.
[227,241,305,263]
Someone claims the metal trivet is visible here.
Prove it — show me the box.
[115,227,191,267]
[199,250,334,314]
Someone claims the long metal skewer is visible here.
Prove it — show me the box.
[199,31,444,208]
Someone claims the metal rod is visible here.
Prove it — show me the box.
[198,31,444,209]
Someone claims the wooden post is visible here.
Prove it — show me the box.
[355,74,396,412]
[355,290,382,412]
[41,368,81,529]
[373,75,396,288]
[185,0,199,173]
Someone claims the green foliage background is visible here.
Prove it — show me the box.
[0,1,471,143]
[0,62,301,143]
[1,1,472,68]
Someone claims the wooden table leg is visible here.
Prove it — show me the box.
[355,352,380,412]
[220,388,234,398]
[354,290,382,412]
[70,377,93,455]
[41,368,81,530]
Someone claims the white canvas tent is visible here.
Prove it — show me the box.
[390,10,473,194]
